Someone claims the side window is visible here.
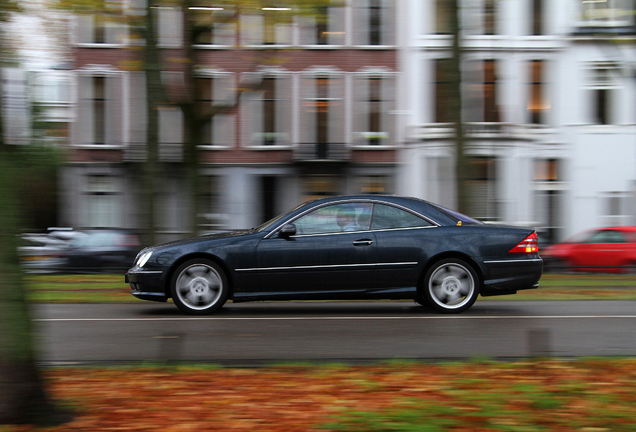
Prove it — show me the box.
[294,203,373,235]
[371,204,432,230]
[588,230,626,244]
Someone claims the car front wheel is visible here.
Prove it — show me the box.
[421,258,479,313]
[171,259,228,315]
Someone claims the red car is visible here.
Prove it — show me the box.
[542,226,636,272]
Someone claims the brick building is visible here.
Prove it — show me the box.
[62,1,399,242]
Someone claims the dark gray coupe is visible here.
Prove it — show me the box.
[126,195,542,314]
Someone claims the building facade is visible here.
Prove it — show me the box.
[62,0,399,242]
[398,0,636,243]
[61,0,636,245]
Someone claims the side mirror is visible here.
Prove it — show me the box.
[279,224,297,238]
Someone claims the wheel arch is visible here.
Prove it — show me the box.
[164,253,234,299]
[418,251,484,295]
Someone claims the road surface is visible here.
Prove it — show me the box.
[33,300,636,365]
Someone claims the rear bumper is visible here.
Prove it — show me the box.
[480,257,543,296]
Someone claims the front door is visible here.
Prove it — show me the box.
[255,202,377,294]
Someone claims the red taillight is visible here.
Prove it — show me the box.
[509,232,539,253]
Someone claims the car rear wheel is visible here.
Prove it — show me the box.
[422,258,479,314]
[171,259,228,315]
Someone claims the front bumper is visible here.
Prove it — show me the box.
[126,268,168,302]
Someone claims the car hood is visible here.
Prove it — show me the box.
[147,230,253,252]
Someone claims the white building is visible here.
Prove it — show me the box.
[397,0,636,243]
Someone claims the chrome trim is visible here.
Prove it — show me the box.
[128,270,164,274]
[264,199,439,240]
[483,258,543,264]
[235,261,418,273]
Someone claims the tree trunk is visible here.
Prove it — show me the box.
[143,3,162,246]
[450,0,471,215]
[0,150,67,426]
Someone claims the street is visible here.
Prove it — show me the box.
[33,300,636,364]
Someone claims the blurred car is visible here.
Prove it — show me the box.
[541,226,636,273]
[63,230,142,273]
[18,232,69,273]
[126,195,542,315]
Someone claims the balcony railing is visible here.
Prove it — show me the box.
[408,122,555,142]
[294,142,350,162]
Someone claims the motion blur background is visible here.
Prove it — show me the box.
[4,0,636,268]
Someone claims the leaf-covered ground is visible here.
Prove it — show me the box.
[5,359,636,431]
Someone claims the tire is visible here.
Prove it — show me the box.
[171,259,228,315]
[421,258,479,314]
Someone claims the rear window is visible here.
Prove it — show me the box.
[429,203,482,224]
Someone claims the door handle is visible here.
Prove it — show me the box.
[353,239,373,246]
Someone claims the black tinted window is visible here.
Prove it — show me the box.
[371,204,432,230]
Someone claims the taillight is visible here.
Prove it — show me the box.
[509,232,539,253]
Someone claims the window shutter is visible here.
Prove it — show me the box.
[298,15,316,45]
[158,7,183,47]
[329,75,345,144]
[381,75,395,144]
[380,0,395,45]
[76,75,94,145]
[353,0,370,45]
[77,15,94,43]
[213,74,236,147]
[159,106,183,160]
[105,75,123,145]
[276,74,292,145]
[241,73,263,146]
[353,76,369,143]
[240,14,263,45]
[300,76,316,144]
[328,7,346,45]
[129,71,147,146]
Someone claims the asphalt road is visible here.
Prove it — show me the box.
[33,300,636,365]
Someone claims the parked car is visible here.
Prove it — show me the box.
[126,195,542,315]
[18,232,69,273]
[63,230,142,273]
[542,226,636,273]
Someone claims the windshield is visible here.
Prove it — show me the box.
[254,202,306,232]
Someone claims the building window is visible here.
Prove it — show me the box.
[191,6,236,45]
[580,0,633,28]
[358,175,388,194]
[484,60,499,123]
[532,0,543,35]
[534,159,562,243]
[196,72,236,147]
[240,8,292,45]
[242,72,291,147]
[434,59,454,123]
[468,157,499,222]
[354,72,395,145]
[303,176,341,201]
[353,0,394,46]
[76,73,123,146]
[300,72,345,159]
[76,1,126,45]
[299,5,345,45]
[260,176,277,223]
[587,62,620,125]
[199,176,225,231]
[435,0,452,34]
[85,175,121,228]
[603,192,632,226]
[528,60,549,125]
[484,0,496,35]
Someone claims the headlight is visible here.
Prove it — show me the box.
[137,251,153,268]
